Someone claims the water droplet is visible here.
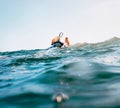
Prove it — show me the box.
[52,92,69,103]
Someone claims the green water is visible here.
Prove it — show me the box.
[0,37,120,108]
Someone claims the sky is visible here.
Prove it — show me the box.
[0,0,120,51]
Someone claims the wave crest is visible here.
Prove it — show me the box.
[71,37,120,48]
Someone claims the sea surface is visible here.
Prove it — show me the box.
[0,37,120,108]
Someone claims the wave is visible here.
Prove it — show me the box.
[0,37,120,108]
[71,36,120,48]
[0,36,120,67]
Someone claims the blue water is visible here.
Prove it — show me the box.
[0,37,120,108]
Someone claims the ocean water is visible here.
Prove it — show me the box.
[0,37,120,108]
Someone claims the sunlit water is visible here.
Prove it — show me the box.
[0,37,120,108]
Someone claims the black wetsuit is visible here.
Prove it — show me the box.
[52,41,64,48]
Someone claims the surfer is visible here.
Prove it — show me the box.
[51,32,70,48]
[65,37,70,47]
[51,36,63,48]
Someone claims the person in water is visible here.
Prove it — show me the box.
[51,35,64,48]
[51,33,70,48]
[65,37,70,47]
